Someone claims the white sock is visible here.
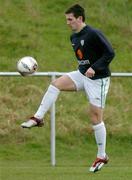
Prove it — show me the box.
[92,121,106,158]
[34,85,60,119]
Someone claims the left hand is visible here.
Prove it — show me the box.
[85,67,95,78]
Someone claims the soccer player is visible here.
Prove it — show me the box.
[21,4,115,172]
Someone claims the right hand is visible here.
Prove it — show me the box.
[85,67,95,78]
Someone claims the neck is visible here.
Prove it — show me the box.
[76,23,86,33]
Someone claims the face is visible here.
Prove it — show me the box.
[65,13,83,32]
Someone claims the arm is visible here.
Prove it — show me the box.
[91,30,115,71]
[85,67,95,78]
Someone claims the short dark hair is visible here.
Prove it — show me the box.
[65,4,85,22]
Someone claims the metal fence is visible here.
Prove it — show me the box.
[0,71,132,166]
[0,72,132,77]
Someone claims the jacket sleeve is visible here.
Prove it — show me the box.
[91,30,115,71]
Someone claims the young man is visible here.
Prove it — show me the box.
[21,4,115,172]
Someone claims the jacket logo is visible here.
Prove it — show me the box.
[80,40,84,46]
[76,49,83,59]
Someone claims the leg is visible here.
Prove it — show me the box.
[33,75,76,119]
[84,77,110,172]
[89,104,103,125]
[51,75,77,91]
[89,104,106,158]
[89,104,109,172]
[21,75,77,128]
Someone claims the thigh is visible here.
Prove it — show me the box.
[52,75,77,91]
[84,77,110,108]
[66,70,84,91]
[52,71,84,91]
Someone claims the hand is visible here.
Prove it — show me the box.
[85,67,95,78]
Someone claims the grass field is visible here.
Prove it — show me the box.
[1,162,132,180]
[0,0,132,179]
[1,136,132,180]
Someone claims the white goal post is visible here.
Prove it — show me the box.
[0,71,132,166]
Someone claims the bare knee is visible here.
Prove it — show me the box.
[51,79,57,86]
[51,77,66,90]
[89,104,103,125]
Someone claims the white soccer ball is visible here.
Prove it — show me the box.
[17,56,38,76]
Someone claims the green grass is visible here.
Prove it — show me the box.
[0,0,132,179]
[1,137,132,180]
[0,0,131,72]
[1,163,132,180]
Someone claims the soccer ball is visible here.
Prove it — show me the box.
[17,56,38,76]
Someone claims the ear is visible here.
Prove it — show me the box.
[78,16,83,22]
